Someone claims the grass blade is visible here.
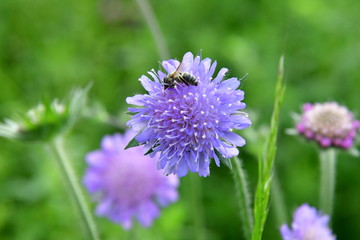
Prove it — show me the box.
[252,55,286,240]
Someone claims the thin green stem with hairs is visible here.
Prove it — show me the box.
[232,156,254,240]
[48,137,100,240]
[319,148,337,218]
[189,173,207,240]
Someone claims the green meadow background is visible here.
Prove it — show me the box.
[1,0,360,239]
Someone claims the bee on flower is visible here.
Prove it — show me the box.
[126,52,251,177]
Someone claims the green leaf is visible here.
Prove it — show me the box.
[144,148,154,155]
[124,136,141,149]
[125,111,137,116]
[215,149,232,170]
[252,55,286,240]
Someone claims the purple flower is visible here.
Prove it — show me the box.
[83,131,179,230]
[280,204,336,240]
[296,102,360,149]
[126,52,251,177]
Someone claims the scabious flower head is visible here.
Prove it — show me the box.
[296,102,360,149]
[0,85,90,142]
[83,131,179,230]
[126,52,251,177]
[280,204,336,240]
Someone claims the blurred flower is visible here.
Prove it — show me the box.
[126,52,251,177]
[0,85,90,142]
[83,131,179,229]
[296,102,360,149]
[280,204,336,240]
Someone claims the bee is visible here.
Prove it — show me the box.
[163,60,198,89]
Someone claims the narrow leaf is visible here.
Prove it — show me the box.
[144,148,154,155]
[215,149,232,170]
[124,136,141,149]
[125,111,137,116]
[252,55,286,240]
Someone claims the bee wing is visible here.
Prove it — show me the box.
[175,58,192,73]
[174,60,184,73]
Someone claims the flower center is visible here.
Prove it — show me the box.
[306,104,352,138]
[155,87,218,153]
[104,152,160,205]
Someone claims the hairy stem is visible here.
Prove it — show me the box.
[319,148,337,218]
[48,137,100,240]
[232,157,254,240]
[190,173,206,240]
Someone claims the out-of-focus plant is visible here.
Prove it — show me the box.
[290,102,360,218]
[0,85,100,240]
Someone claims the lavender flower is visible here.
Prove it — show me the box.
[280,204,336,240]
[296,102,360,149]
[126,52,251,177]
[83,131,179,229]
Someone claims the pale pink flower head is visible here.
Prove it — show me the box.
[296,102,359,149]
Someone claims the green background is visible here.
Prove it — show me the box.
[1,0,360,239]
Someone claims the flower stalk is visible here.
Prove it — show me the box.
[134,0,169,59]
[232,156,253,240]
[48,137,100,240]
[189,174,206,240]
[319,148,337,218]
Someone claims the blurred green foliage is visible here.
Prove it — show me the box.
[1,0,360,239]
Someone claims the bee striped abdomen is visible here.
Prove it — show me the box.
[178,73,198,86]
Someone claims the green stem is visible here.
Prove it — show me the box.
[319,148,337,217]
[189,173,206,240]
[48,137,100,240]
[232,157,254,240]
[134,0,170,59]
